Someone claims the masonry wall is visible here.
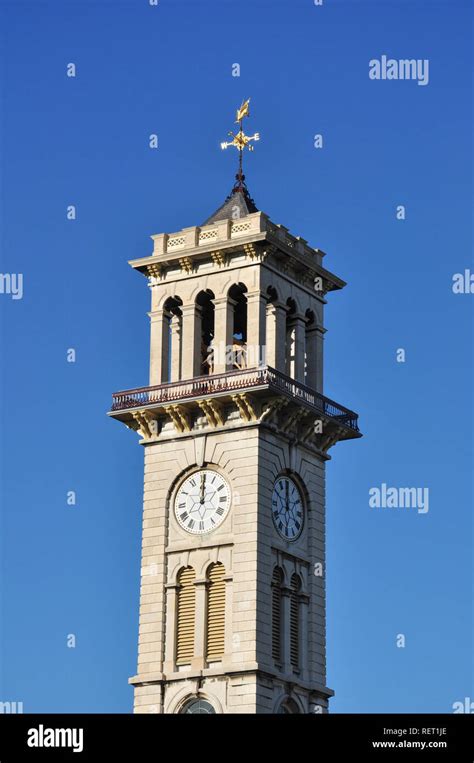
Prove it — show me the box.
[255,430,328,690]
[132,426,261,713]
[131,421,329,714]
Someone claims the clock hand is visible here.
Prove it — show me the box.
[200,473,205,504]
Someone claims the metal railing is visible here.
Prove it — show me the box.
[111,366,359,431]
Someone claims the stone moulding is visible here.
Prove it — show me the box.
[109,366,361,453]
[130,212,344,296]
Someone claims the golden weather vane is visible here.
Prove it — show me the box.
[220,98,260,180]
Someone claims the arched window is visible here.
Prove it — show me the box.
[290,573,301,670]
[228,284,247,369]
[181,697,216,714]
[163,296,183,382]
[304,309,315,386]
[271,567,284,663]
[278,698,301,714]
[206,563,226,661]
[176,566,196,665]
[196,290,215,375]
[267,286,278,303]
[285,298,297,377]
[265,287,286,372]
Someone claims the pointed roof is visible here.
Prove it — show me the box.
[202,171,258,225]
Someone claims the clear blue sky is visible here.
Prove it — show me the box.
[0,0,472,713]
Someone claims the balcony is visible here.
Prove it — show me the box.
[110,366,360,435]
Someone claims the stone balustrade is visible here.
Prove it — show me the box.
[150,212,322,261]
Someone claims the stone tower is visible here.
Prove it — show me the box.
[109,171,361,714]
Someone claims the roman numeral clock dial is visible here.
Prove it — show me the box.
[174,469,231,535]
[272,476,305,541]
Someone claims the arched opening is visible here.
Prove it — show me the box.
[285,298,297,377]
[196,289,215,375]
[290,573,302,670]
[228,283,248,370]
[265,287,286,372]
[163,296,183,382]
[304,309,315,386]
[176,566,196,665]
[267,285,278,303]
[180,697,216,714]
[206,562,226,662]
[271,566,284,664]
[277,698,301,714]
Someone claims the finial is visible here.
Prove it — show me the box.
[220,99,260,183]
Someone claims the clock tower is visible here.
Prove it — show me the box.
[109,105,361,714]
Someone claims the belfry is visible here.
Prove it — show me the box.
[109,101,361,714]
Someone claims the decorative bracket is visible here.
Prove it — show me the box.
[300,416,324,444]
[243,243,258,260]
[131,410,159,439]
[280,407,307,435]
[210,250,229,268]
[231,392,258,422]
[179,257,194,274]
[318,425,346,453]
[260,243,277,261]
[197,399,225,427]
[146,262,163,279]
[165,404,191,433]
[260,397,289,424]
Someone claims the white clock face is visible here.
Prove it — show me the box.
[175,469,231,535]
[272,477,304,541]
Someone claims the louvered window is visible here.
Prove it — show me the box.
[290,574,301,669]
[176,567,196,665]
[206,563,226,661]
[271,567,283,663]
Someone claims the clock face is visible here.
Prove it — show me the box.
[272,477,304,541]
[174,469,231,535]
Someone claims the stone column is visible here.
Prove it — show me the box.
[316,326,325,392]
[192,579,207,670]
[212,297,235,374]
[170,313,182,382]
[181,303,202,380]
[149,311,170,385]
[286,322,295,377]
[223,574,234,669]
[305,326,318,391]
[281,587,292,674]
[299,593,310,681]
[266,302,287,371]
[246,291,267,368]
[163,583,178,673]
[291,315,307,383]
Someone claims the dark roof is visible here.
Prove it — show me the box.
[203,172,258,225]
